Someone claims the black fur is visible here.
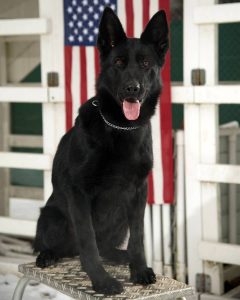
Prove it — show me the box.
[34,7,169,295]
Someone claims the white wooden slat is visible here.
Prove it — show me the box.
[183,0,203,286]
[171,86,194,104]
[0,152,52,170]
[162,205,173,278]
[197,164,240,184]
[9,135,42,148]
[39,0,65,203]
[184,104,203,286]
[195,86,240,104]
[10,186,43,200]
[48,87,65,102]
[198,1,223,293]
[2,85,239,105]
[199,241,240,265]
[194,3,240,25]
[175,130,187,283]
[0,18,49,36]
[152,205,163,275]
[0,217,36,237]
[144,204,153,267]
[0,87,64,103]
[228,134,238,244]
[0,41,9,216]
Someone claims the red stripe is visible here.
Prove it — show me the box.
[80,47,87,105]
[125,0,134,37]
[94,47,100,85]
[64,46,73,131]
[143,0,150,28]
[148,172,154,205]
[142,0,155,205]
[159,0,174,204]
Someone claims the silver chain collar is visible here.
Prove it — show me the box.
[92,99,140,131]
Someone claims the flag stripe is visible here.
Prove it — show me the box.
[86,47,96,99]
[94,47,100,79]
[64,46,73,131]
[150,0,158,18]
[151,104,164,204]
[158,0,174,203]
[143,0,150,28]
[72,47,80,122]
[80,47,87,105]
[148,172,154,204]
[118,0,126,31]
[133,0,143,38]
[125,0,134,37]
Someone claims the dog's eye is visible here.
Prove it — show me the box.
[114,58,124,66]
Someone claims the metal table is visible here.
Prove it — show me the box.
[12,258,194,300]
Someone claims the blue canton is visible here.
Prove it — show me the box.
[64,0,117,46]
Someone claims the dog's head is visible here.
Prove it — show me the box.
[96,7,169,124]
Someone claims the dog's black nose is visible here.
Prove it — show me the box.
[124,82,140,96]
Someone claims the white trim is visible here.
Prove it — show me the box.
[195,86,240,104]
[9,186,43,200]
[9,135,42,148]
[152,205,163,275]
[0,152,52,170]
[171,86,193,104]
[0,217,36,237]
[0,87,64,103]
[197,164,240,184]
[199,241,240,265]
[0,18,49,36]
[171,86,240,104]
[175,130,187,283]
[194,3,240,25]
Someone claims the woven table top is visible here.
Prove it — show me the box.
[19,258,194,300]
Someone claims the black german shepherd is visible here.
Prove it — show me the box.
[34,7,169,295]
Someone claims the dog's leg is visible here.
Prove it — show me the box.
[34,204,70,268]
[69,188,123,295]
[128,182,156,285]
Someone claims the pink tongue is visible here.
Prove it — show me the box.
[122,100,140,120]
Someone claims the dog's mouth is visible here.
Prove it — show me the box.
[122,98,141,121]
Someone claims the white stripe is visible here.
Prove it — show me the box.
[133,0,143,37]
[150,0,159,18]
[86,46,95,99]
[151,102,163,204]
[71,47,80,123]
[118,0,126,32]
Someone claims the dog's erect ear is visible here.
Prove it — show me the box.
[140,10,169,66]
[97,7,127,57]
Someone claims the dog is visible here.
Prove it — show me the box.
[34,7,169,295]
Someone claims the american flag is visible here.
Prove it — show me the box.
[64,0,174,204]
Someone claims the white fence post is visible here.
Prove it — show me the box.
[198,0,223,294]
[0,41,10,216]
[184,0,203,289]
[175,131,186,283]
[228,133,237,244]
[39,0,65,203]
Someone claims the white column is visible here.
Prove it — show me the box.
[184,0,203,288]
[39,0,65,203]
[198,0,223,295]
[176,130,187,283]
[0,41,10,216]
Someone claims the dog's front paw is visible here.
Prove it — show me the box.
[93,276,123,295]
[130,267,156,285]
[36,250,58,268]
